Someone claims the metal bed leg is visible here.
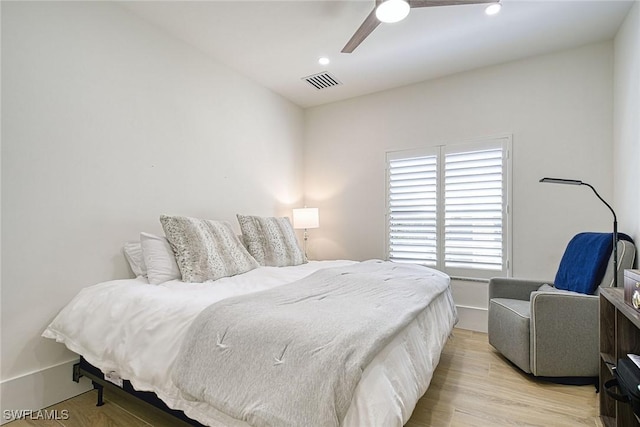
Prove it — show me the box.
[72,362,81,383]
[92,381,105,406]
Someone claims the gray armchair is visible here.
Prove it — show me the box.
[488,238,635,379]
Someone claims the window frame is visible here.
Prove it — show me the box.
[385,135,512,280]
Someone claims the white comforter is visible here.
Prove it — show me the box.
[43,260,457,426]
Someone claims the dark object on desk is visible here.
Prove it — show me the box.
[605,355,640,418]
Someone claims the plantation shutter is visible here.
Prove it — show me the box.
[444,145,504,273]
[387,150,438,266]
[386,137,511,279]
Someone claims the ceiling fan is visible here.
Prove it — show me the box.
[342,0,501,53]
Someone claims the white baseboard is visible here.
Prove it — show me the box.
[455,305,488,333]
[0,359,92,425]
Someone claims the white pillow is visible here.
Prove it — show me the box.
[123,241,146,277]
[140,232,181,285]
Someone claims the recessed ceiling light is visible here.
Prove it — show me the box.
[485,3,502,16]
[318,57,330,66]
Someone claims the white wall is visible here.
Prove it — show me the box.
[614,2,640,243]
[304,42,616,330]
[1,0,304,413]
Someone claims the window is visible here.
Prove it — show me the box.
[386,136,511,279]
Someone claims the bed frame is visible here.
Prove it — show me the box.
[73,357,206,426]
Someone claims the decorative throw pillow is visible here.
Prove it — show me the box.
[160,215,259,282]
[123,241,146,277]
[140,232,182,285]
[236,214,306,267]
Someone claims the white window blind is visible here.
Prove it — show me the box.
[386,137,511,279]
[444,148,503,271]
[388,154,438,266]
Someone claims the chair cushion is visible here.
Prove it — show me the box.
[554,232,613,294]
[488,298,531,373]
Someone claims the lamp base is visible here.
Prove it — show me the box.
[303,229,309,260]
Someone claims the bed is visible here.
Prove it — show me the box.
[43,215,457,427]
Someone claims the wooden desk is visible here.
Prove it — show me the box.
[600,286,640,426]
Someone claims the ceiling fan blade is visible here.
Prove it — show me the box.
[408,0,497,7]
[342,0,496,53]
[341,8,380,53]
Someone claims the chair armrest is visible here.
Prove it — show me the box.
[529,292,599,377]
[489,277,547,301]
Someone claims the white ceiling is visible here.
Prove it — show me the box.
[122,0,635,108]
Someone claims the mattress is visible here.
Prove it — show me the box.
[43,260,457,426]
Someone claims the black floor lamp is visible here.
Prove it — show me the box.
[539,177,619,288]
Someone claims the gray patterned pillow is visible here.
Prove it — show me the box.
[160,215,259,282]
[236,214,306,267]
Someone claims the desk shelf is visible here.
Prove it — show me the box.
[600,285,640,427]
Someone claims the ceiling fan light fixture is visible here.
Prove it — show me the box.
[485,2,502,16]
[375,0,410,24]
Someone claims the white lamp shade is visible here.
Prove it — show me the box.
[292,208,319,229]
[376,0,410,24]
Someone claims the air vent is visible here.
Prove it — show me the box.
[302,72,342,90]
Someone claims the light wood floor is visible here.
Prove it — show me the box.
[7,329,601,426]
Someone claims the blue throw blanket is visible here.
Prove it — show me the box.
[554,232,632,294]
